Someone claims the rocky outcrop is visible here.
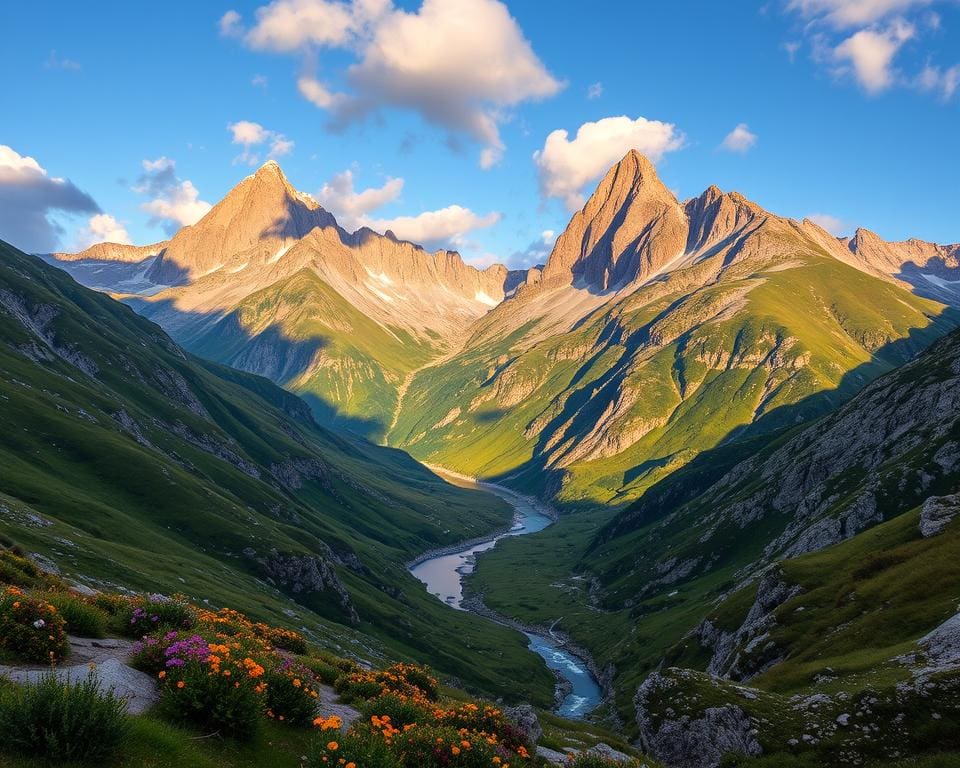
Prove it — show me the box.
[634,671,762,768]
[257,549,359,625]
[919,494,960,537]
[503,704,542,745]
[697,569,802,680]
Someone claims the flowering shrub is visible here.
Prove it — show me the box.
[335,662,438,704]
[361,693,431,729]
[40,590,107,638]
[121,593,196,637]
[392,723,518,768]
[435,702,529,753]
[264,656,321,726]
[157,635,267,739]
[0,586,69,663]
[0,549,48,589]
[307,725,400,768]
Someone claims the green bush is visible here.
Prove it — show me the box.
[263,660,322,726]
[120,594,196,638]
[0,673,130,763]
[304,656,340,685]
[569,753,645,767]
[0,549,44,588]
[392,724,504,768]
[361,693,431,729]
[0,586,69,663]
[306,726,400,768]
[42,591,108,638]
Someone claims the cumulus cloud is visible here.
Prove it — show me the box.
[807,212,849,235]
[74,214,132,249]
[834,19,914,92]
[787,0,933,28]
[587,82,603,99]
[223,0,563,168]
[0,145,100,252]
[533,115,685,211]
[227,120,294,165]
[785,0,957,100]
[135,157,211,235]
[721,123,758,153]
[219,9,244,37]
[365,205,500,249]
[508,229,555,269]
[315,169,404,230]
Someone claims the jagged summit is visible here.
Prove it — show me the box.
[540,150,687,291]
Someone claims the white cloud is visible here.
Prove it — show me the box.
[807,212,849,235]
[721,123,758,153]
[227,120,295,164]
[365,205,500,249]
[316,169,404,229]
[833,19,914,92]
[135,157,211,235]
[533,115,685,211]
[508,229,555,269]
[917,62,960,99]
[0,145,100,252]
[787,0,933,28]
[225,0,562,168]
[785,1,958,101]
[783,40,802,61]
[219,9,244,37]
[587,82,603,99]
[74,214,132,249]
[251,73,269,88]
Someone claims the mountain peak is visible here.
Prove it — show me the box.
[540,152,686,290]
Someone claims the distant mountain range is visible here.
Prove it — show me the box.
[49,152,960,508]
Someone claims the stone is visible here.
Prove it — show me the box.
[0,659,158,714]
[504,703,543,745]
[919,494,960,537]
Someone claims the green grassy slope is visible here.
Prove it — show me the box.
[470,320,960,728]
[0,239,554,706]
[393,252,957,508]
[151,269,438,442]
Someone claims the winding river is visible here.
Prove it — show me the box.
[409,470,602,719]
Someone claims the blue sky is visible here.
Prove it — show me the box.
[1,0,958,266]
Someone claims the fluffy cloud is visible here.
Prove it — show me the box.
[227,120,294,165]
[533,116,685,211]
[43,50,80,71]
[74,214,132,249]
[721,123,758,153]
[315,169,403,230]
[807,212,849,235]
[834,20,914,92]
[786,0,957,100]
[365,205,500,249]
[508,229,555,269]
[135,157,211,235]
[587,82,604,99]
[0,145,100,252]
[223,0,562,168]
[787,0,933,28]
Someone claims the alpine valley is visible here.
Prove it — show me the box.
[4,149,960,767]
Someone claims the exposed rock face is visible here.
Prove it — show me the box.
[52,240,166,264]
[698,569,802,680]
[258,549,359,625]
[503,704,542,745]
[919,494,960,537]
[634,671,762,768]
[540,150,688,291]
